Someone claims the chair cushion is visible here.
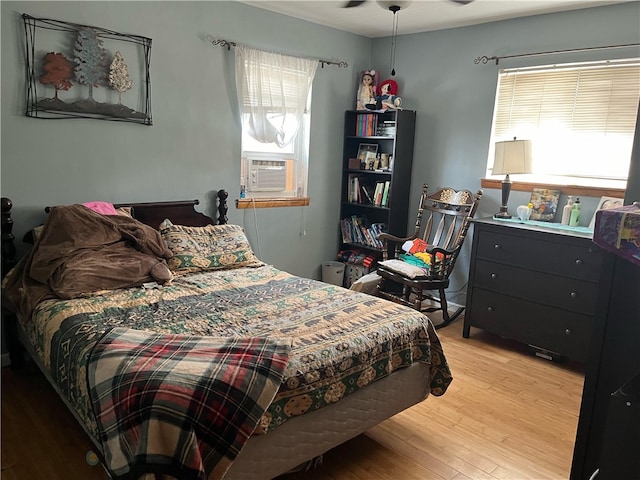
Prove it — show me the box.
[378,259,429,279]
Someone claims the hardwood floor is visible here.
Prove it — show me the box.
[1,317,585,480]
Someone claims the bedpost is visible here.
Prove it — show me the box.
[217,190,228,225]
[1,197,17,277]
[1,197,24,368]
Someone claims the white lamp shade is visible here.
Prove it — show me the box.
[493,139,533,175]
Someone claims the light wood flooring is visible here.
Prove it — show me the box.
[1,317,585,480]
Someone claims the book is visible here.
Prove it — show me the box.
[374,182,385,206]
[361,185,373,204]
[340,219,350,243]
[381,181,390,207]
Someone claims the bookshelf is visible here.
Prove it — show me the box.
[339,109,416,254]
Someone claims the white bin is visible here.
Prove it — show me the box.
[321,261,345,286]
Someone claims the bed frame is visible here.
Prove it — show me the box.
[1,192,435,479]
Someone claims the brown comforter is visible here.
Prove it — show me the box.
[2,204,173,322]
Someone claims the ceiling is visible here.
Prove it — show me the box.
[240,0,630,38]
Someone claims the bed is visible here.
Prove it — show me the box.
[0,192,453,480]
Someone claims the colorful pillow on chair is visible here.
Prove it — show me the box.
[160,223,263,274]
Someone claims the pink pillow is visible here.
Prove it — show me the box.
[83,201,119,216]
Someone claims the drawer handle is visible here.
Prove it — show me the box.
[487,306,494,312]
[570,292,577,298]
[491,273,497,279]
[494,244,501,250]
[575,259,583,265]
[565,329,572,335]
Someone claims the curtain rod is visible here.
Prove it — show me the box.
[474,42,640,65]
[212,38,348,68]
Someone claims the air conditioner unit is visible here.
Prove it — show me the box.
[248,158,288,192]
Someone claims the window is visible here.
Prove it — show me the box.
[487,59,640,189]
[235,46,317,204]
[240,107,310,199]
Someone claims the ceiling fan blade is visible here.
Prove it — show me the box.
[450,0,474,4]
[343,1,367,7]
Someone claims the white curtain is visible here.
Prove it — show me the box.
[235,45,318,147]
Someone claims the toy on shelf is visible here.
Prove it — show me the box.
[356,69,378,111]
[366,78,402,111]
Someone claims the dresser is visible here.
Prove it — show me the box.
[463,218,608,362]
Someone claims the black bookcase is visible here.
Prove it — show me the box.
[339,109,416,252]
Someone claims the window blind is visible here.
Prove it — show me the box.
[491,59,640,180]
[241,63,312,112]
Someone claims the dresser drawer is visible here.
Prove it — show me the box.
[469,288,593,362]
[474,259,599,316]
[475,230,603,281]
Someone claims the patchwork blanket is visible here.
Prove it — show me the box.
[87,328,291,480]
[24,266,452,440]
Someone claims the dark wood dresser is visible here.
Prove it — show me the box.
[463,218,610,362]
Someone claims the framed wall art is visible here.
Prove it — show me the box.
[23,14,152,125]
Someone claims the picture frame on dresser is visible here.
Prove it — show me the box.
[588,196,624,229]
[529,188,561,222]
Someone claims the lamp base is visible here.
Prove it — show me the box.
[495,174,513,219]
[494,206,512,219]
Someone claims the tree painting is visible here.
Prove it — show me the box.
[39,52,74,100]
[73,27,107,101]
[24,14,152,124]
[109,51,133,104]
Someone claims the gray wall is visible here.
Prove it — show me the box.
[2,1,638,312]
[1,1,372,277]
[371,2,640,304]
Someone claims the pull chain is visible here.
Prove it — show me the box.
[389,6,400,76]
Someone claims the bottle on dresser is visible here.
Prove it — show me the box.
[569,197,581,226]
[561,195,574,225]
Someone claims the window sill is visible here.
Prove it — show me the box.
[236,197,310,209]
[481,179,626,198]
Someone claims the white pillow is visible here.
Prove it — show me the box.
[378,259,428,279]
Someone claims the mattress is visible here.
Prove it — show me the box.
[225,362,431,479]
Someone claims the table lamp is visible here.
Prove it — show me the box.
[492,138,533,219]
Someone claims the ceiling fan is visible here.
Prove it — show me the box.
[344,0,474,75]
[343,0,474,7]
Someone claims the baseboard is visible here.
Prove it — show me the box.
[1,352,11,368]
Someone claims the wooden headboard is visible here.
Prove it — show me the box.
[114,190,229,229]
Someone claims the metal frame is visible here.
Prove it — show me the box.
[23,14,153,125]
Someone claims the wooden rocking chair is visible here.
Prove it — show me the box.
[376,184,482,328]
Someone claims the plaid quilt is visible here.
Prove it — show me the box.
[87,328,291,480]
